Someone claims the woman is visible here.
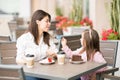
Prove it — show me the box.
[16,10,58,80]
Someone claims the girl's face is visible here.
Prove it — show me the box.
[80,32,86,47]
[36,16,51,32]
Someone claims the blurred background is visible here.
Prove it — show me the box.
[0,0,110,36]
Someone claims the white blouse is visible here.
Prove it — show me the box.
[16,32,58,62]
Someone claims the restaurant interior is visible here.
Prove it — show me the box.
[0,0,120,80]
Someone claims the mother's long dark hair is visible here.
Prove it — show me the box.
[28,10,51,45]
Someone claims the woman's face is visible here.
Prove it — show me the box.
[80,32,86,47]
[36,16,51,32]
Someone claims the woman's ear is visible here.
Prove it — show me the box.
[36,20,39,24]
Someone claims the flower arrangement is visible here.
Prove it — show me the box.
[80,17,93,27]
[101,29,119,40]
[55,0,92,31]
[55,16,93,30]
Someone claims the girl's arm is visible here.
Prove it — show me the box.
[61,38,83,58]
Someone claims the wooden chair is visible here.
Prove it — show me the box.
[96,40,119,80]
[58,34,81,51]
[16,18,24,25]
[0,41,17,64]
[0,36,11,41]
[8,21,17,32]
[0,64,26,80]
[8,21,18,41]
[16,28,26,39]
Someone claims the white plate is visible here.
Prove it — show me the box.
[39,58,55,65]
[69,59,85,64]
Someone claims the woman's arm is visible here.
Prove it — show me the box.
[16,36,27,64]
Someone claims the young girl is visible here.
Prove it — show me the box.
[61,29,106,80]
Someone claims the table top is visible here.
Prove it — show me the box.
[23,60,107,80]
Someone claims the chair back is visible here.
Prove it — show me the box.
[16,18,24,25]
[0,64,26,80]
[16,28,26,39]
[8,21,18,41]
[100,40,118,67]
[0,41,17,64]
[0,36,11,41]
[8,21,17,32]
[58,34,81,51]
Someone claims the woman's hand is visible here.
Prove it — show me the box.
[47,50,57,60]
[16,58,26,65]
[61,38,67,48]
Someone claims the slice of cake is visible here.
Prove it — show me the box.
[72,55,83,61]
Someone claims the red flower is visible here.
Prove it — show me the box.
[101,29,119,40]
[102,37,107,40]
[80,17,93,27]
[55,16,93,30]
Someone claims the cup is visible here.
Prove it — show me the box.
[57,52,65,65]
[25,54,34,68]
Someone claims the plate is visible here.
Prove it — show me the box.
[69,59,85,64]
[39,58,55,65]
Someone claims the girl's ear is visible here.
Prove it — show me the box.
[36,20,39,24]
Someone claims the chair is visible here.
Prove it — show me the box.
[49,21,58,30]
[58,34,81,51]
[0,35,11,41]
[16,18,24,25]
[8,21,18,41]
[100,40,118,68]
[96,68,120,80]
[16,28,26,39]
[0,64,26,80]
[8,21,18,33]
[0,41,17,64]
[96,40,119,80]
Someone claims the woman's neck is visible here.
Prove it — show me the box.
[37,32,43,43]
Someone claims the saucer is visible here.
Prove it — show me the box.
[69,59,85,64]
[39,58,55,65]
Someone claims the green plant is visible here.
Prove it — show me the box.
[55,6,63,16]
[69,0,83,23]
[110,0,120,39]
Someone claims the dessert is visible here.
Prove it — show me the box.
[48,58,52,62]
[72,55,83,61]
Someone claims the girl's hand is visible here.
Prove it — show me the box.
[61,38,67,48]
